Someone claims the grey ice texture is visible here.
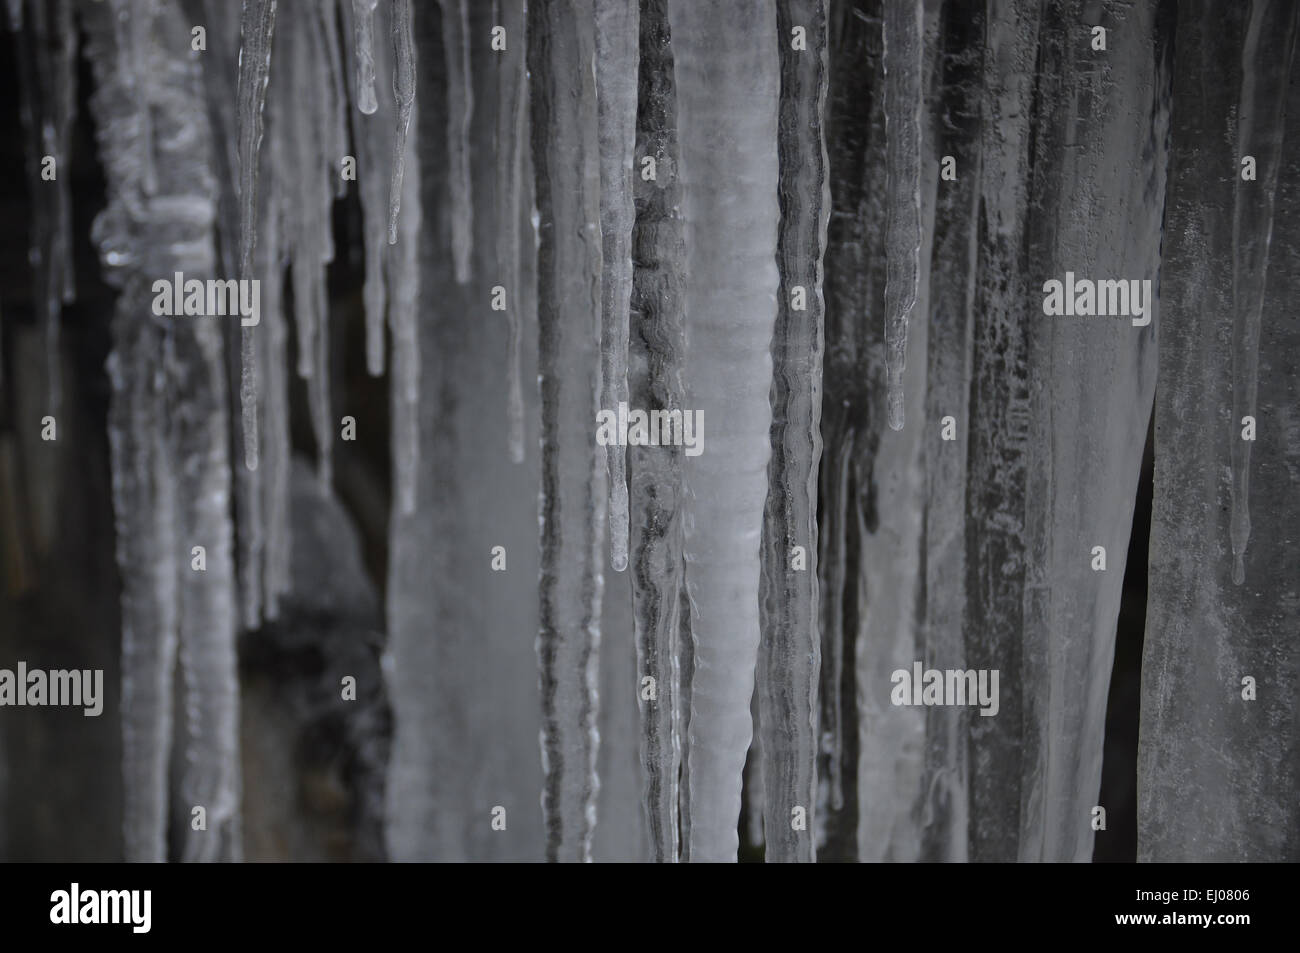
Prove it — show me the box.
[2,0,1295,864]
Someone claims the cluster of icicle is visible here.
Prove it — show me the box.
[6,0,1293,863]
[11,0,426,862]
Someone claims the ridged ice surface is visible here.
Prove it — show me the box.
[668,0,780,863]
[594,0,637,574]
[235,0,276,473]
[529,0,605,863]
[627,0,687,862]
[758,0,828,864]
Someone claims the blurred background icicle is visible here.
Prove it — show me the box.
[342,0,391,379]
[385,0,545,862]
[85,0,241,862]
[758,0,828,864]
[10,0,77,416]
[919,0,981,863]
[494,0,528,463]
[669,0,780,863]
[1139,0,1300,862]
[1227,1,1294,587]
[234,0,275,476]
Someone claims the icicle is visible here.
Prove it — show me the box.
[318,0,350,203]
[961,0,1039,862]
[352,0,379,114]
[676,569,694,857]
[440,0,474,283]
[107,335,180,863]
[342,0,393,377]
[881,0,922,431]
[919,0,983,863]
[53,0,75,309]
[439,0,474,282]
[388,0,416,244]
[174,319,242,864]
[259,195,292,618]
[103,0,158,198]
[236,0,276,473]
[388,108,422,517]
[1141,0,1299,862]
[86,0,240,861]
[83,0,175,866]
[594,0,637,572]
[819,434,851,817]
[668,0,780,862]
[758,0,828,865]
[277,2,336,490]
[1229,1,1293,586]
[742,697,765,850]
[197,0,243,276]
[529,0,605,863]
[627,0,687,862]
[495,0,528,461]
[12,0,76,415]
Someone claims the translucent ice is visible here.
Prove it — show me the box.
[668,0,780,863]
[759,0,828,864]
[529,0,605,863]
[594,0,638,573]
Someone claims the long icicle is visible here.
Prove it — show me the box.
[236,0,277,473]
[343,0,394,377]
[668,0,781,862]
[84,0,178,862]
[529,0,605,863]
[881,0,922,431]
[628,0,687,862]
[759,0,828,864]
[594,0,638,573]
